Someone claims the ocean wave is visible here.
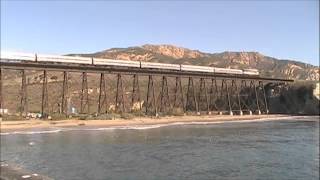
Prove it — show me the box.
[1,116,316,136]
[0,125,169,135]
[0,129,62,136]
[60,124,167,131]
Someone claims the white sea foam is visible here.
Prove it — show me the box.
[0,129,62,136]
[1,116,316,136]
[60,124,168,131]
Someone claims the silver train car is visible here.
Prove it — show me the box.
[214,67,243,75]
[141,62,180,71]
[243,69,259,75]
[94,58,140,68]
[181,64,214,73]
[0,52,36,62]
[37,54,92,65]
[0,52,260,76]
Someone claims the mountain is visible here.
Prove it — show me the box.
[72,44,319,81]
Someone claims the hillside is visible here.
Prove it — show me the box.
[72,44,319,81]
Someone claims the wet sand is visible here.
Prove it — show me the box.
[0,114,290,133]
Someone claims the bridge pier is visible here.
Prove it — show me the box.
[131,74,142,113]
[159,76,170,113]
[41,70,48,118]
[235,80,243,116]
[198,78,210,115]
[146,75,157,116]
[209,78,218,113]
[239,80,250,115]
[173,76,184,112]
[247,80,260,115]
[20,70,28,117]
[115,74,125,113]
[98,73,107,114]
[80,72,89,114]
[229,79,242,115]
[225,80,232,116]
[186,77,199,114]
[61,71,69,115]
[253,81,262,115]
[259,81,269,114]
[217,79,233,115]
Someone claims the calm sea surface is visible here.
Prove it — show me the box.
[1,116,319,180]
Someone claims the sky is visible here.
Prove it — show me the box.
[1,0,319,65]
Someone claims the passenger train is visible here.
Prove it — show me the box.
[0,52,260,76]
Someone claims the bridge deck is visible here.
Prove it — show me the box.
[0,61,293,82]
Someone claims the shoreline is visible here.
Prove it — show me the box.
[1,114,315,134]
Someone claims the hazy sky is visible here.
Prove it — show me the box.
[1,0,319,65]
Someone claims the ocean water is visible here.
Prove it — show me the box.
[1,116,319,180]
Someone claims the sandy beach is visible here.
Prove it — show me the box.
[0,114,295,133]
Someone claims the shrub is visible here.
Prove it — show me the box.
[2,115,24,121]
[49,113,68,120]
[120,113,134,120]
[269,82,319,115]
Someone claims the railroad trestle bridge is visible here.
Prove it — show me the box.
[0,61,293,118]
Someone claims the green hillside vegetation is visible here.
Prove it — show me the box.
[269,81,319,115]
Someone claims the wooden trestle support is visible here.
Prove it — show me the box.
[0,70,276,118]
[80,72,89,114]
[61,71,69,115]
[20,70,28,117]
[173,76,184,111]
[131,74,142,113]
[115,74,125,113]
[159,76,170,113]
[41,70,48,118]
[146,75,157,116]
[186,77,199,114]
[98,73,107,114]
[198,78,210,114]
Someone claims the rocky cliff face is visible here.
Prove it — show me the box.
[141,44,206,59]
[73,44,319,81]
[211,51,319,80]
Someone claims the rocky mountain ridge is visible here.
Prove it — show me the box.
[73,44,319,81]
